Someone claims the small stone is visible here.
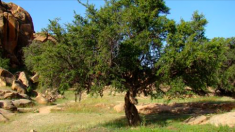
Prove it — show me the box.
[29,129,37,132]
[35,93,48,105]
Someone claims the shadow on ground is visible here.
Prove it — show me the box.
[99,101,235,129]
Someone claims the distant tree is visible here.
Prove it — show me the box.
[24,18,92,99]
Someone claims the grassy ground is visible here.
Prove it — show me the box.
[1,90,235,132]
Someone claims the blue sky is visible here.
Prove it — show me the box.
[4,0,235,39]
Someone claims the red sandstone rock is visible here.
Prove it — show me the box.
[0,2,34,67]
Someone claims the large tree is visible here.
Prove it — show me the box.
[25,0,174,126]
[78,0,175,126]
[24,0,226,126]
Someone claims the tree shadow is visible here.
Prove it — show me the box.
[101,100,235,129]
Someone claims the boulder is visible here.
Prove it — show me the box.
[4,92,19,99]
[0,89,14,96]
[12,80,26,94]
[113,103,124,113]
[0,100,17,111]
[0,89,29,99]
[33,33,57,44]
[17,108,37,113]
[35,93,48,105]
[0,2,34,67]
[44,89,63,102]
[12,99,33,107]
[185,115,208,125]
[0,78,6,87]
[18,71,29,87]
[29,129,37,132]
[0,68,15,86]
[30,73,39,83]
[18,93,29,99]
[204,112,235,127]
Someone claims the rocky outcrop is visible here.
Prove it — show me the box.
[0,2,34,67]
[33,33,57,44]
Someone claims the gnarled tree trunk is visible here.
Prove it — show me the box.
[124,90,141,126]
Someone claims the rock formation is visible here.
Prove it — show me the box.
[0,1,34,67]
[33,33,57,44]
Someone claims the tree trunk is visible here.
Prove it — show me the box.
[75,92,78,102]
[75,90,82,102]
[124,90,141,126]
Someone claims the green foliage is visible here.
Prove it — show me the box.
[156,11,226,95]
[23,0,234,100]
[0,50,9,70]
[216,37,235,93]
[0,57,9,70]
[24,19,92,92]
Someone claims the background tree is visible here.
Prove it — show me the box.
[216,37,235,96]
[157,12,226,96]
[24,18,93,99]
